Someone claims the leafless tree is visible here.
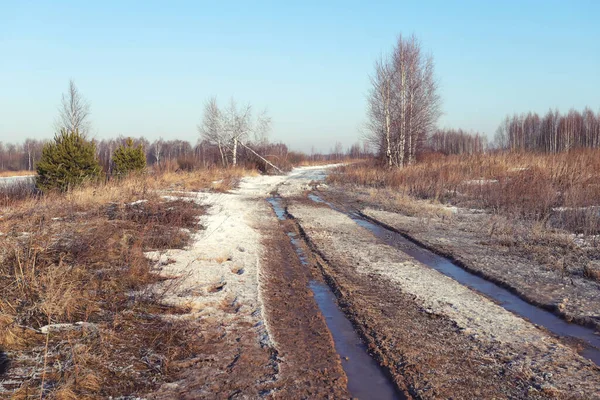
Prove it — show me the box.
[494,107,600,153]
[428,129,487,155]
[367,55,395,166]
[198,97,228,166]
[367,34,441,167]
[55,80,91,135]
[198,97,271,167]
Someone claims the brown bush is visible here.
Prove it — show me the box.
[0,174,206,398]
[328,149,600,231]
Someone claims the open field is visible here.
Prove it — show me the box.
[328,150,600,233]
[2,164,599,399]
[325,151,600,322]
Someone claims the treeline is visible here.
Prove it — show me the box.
[427,129,487,155]
[0,137,368,173]
[495,108,600,153]
[0,139,46,171]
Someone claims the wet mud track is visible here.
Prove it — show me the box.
[308,193,600,366]
[258,199,348,398]
[286,194,600,399]
[263,196,403,399]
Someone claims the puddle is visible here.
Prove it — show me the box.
[309,281,403,400]
[307,193,600,366]
[0,351,9,375]
[267,196,403,399]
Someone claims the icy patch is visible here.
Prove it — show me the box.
[129,199,148,206]
[462,179,499,185]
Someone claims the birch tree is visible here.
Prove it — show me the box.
[198,97,228,166]
[199,97,271,167]
[56,80,91,136]
[367,34,441,167]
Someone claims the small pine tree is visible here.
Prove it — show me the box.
[113,138,147,176]
[36,129,102,192]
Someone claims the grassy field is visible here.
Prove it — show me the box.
[328,150,600,235]
[0,167,255,399]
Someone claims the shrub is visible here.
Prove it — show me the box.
[36,130,102,192]
[113,138,147,176]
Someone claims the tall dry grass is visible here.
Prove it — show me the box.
[0,170,36,178]
[329,150,600,234]
[0,167,255,398]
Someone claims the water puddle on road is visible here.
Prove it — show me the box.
[267,196,403,400]
[307,193,600,366]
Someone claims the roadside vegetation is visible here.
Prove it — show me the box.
[330,150,600,232]
[0,79,361,398]
[0,166,262,398]
[329,150,600,280]
[0,81,269,398]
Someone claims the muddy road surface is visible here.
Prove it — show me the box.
[145,166,599,399]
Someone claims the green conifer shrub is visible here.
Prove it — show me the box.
[36,130,102,192]
[113,138,147,176]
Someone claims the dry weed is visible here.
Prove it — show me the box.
[329,150,600,233]
[0,171,212,397]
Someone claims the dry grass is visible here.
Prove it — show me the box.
[0,167,258,398]
[146,166,257,192]
[0,171,36,178]
[328,151,600,283]
[329,150,600,234]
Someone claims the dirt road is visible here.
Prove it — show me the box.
[148,166,600,399]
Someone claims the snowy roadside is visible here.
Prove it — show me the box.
[143,165,340,397]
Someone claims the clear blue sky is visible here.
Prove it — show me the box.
[1,0,599,152]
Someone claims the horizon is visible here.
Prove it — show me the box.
[1,0,599,152]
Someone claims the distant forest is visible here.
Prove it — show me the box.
[494,108,600,153]
[2,107,599,172]
[0,137,368,173]
[429,107,600,156]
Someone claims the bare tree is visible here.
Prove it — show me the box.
[367,56,395,166]
[367,34,441,167]
[199,97,271,167]
[253,110,272,146]
[224,99,251,166]
[198,97,227,166]
[55,80,91,135]
[493,107,600,153]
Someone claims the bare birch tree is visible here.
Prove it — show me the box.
[367,34,441,167]
[224,99,251,167]
[198,97,271,167]
[367,56,395,167]
[55,80,91,135]
[198,97,228,166]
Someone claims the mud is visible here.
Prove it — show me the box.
[267,195,402,399]
[288,201,600,399]
[258,204,349,398]
[307,191,600,366]
[323,186,600,334]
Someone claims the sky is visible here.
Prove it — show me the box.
[1,0,599,152]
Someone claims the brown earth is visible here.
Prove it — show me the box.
[258,217,350,399]
[288,197,600,399]
[320,184,600,332]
